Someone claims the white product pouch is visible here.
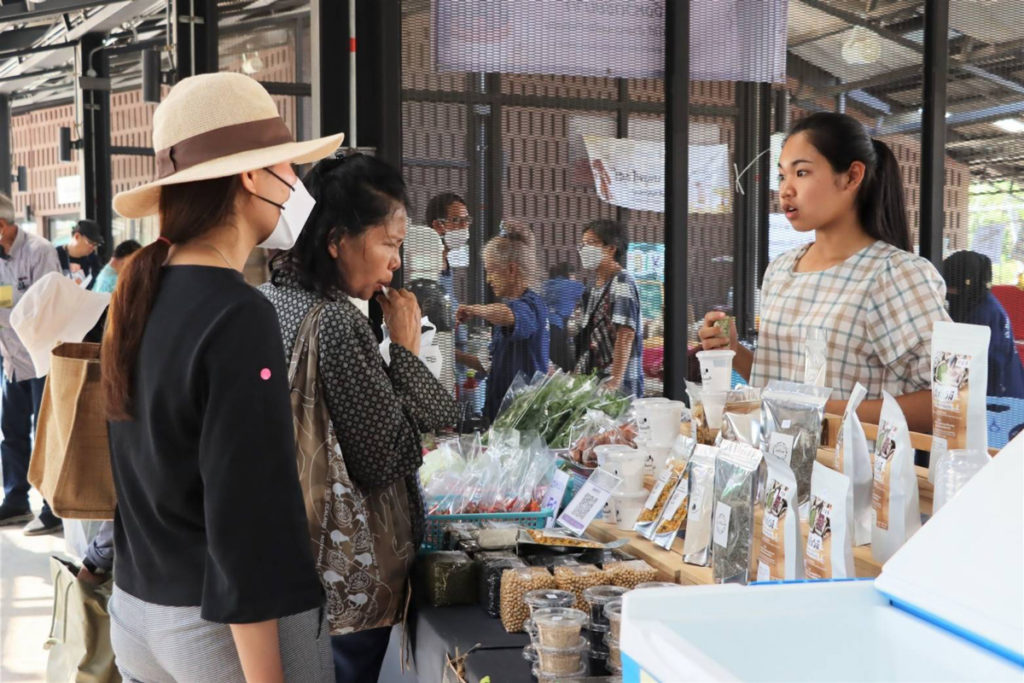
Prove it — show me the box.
[871,391,921,563]
[380,316,442,379]
[804,462,854,579]
[757,454,803,582]
[930,321,990,483]
[835,383,872,546]
[681,444,718,567]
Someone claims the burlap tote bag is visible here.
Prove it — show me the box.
[45,556,120,683]
[288,304,416,635]
[28,342,115,520]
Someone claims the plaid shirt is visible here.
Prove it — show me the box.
[751,241,950,400]
[577,270,645,398]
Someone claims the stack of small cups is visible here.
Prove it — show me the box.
[603,597,626,674]
[522,589,582,676]
[528,606,590,680]
[581,585,628,671]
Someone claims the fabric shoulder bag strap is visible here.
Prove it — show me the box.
[573,278,614,375]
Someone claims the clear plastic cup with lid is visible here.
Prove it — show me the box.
[634,581,679,590]
[604,597,625,642]
[534,635,589,676]
[582,585,627,631]
[532,607,589,648]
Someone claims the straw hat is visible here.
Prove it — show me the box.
[113,72,344,218]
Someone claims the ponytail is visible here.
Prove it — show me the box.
[863,139,910,252]
[102,175,242,420]
[788,112,911,252]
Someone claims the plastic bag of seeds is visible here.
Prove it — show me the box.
[500,566,557,633]
[553,564,608,610]
[604,559,658,589]
[635,458,686,539]
[712,440,763,585]
[652,470,691,550]
[478,553,526,618]
[682,444,719,567]
[761,380,831,508]
[423,551,479,607]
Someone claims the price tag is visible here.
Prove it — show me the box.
[557,467,622,536]
[541,469,571,528]
[713,502,732,548]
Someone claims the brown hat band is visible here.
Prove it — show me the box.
[155,116,294,179]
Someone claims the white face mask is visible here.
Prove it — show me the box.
[448,246,470,269]
[443,229,469,250]
[579,244,605,271]
[256,171,316,251]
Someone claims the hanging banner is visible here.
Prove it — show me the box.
[434,0,787,83]
[582,136,731,214]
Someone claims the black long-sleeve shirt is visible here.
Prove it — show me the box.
[109,266,322,623]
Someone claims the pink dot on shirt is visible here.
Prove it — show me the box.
[260,368,272,381]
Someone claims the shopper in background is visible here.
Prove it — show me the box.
[943,250,1024,398]
[544,262,585,371]
[574,219,645,397]
[457,223,549,421]
[93,239,142,293]
[56,219,103,289]
[101,72,339,682]
[699,112,949,432]
[263,153,457,681]
[0,192,62,535]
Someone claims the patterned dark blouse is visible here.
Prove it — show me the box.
[260,273,458,542]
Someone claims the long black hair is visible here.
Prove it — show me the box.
[942,250,992,323]
[270,153,409,299]
[789,112,910,252]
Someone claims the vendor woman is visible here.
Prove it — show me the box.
[457,223,549,422]
[699,112,950,433]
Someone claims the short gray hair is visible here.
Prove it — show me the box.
[0,193,13,224]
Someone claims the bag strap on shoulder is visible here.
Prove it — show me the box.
[287,302,328,385]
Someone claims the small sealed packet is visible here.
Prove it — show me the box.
[712,440,763,585]
[756,455,802,581]
[634,459,686,539]
[652,471,691,550]
[682,444,718,567]
[871,391,921,564]
[804,462,855,579]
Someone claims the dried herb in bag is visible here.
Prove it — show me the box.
[634,459,686,539]
[756,455,802,581]
[711,440,763,584]
[653,470,691,550]
[423,551,479,607]
[682,444,718,567]
[871,392,921,564]
[930,322,990,484]
[804,462,854,579]
[761,380,831,507]
[835,383,872,546]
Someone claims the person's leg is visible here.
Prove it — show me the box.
[331,626,393,682]
[0,376,34,522]
[26,377,58,522]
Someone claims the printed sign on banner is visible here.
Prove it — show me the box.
[583,136,731,214]
[434,0,788,83]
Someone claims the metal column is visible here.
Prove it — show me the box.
[664,0,689,400]
[311,0,349,138]
[173,0,218,82]
[0,94,10,198]
[77,33,112,258]
[920,0,949,266]
[357,0,402,169]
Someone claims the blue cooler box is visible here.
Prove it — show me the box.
[619,433,1024,682]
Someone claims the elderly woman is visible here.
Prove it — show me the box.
[260,153,457,681]
[457,223,549,422]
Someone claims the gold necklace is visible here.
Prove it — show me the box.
[194,242,235,270]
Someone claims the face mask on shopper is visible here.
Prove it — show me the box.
[448,246,470,268]
[579,244,605,271]
[254,169,317,250]
[444,229,469,250]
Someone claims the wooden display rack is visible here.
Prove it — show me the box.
[585,414,966,586]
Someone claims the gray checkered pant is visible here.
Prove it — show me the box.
[109,586,332,682]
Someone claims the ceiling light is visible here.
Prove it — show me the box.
[992,118,1024,133]
[842,27,882,65]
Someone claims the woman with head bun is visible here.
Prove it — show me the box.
[101,72,342,681]
[457,222,549,422]
[700,112,950,432]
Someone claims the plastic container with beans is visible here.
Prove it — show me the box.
[531,607,589,648]
[604,597,624,642]
[534,635,590,676]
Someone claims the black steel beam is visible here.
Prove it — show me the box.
[484,72,503,245]
[0,0,121,23]
[258,81,311,97]
[77,33,112,260]
[664,0,688,400]
[359,0,402,169]
[110,146,154,156]
[756,84,772,291]
[310,0,348,139]
[0,94,9,197]
[615,78,630,227]
[173,0,218,81]
[919,0,948,266]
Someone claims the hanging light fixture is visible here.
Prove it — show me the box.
[842,27,882,65]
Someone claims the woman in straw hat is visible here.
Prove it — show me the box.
[261,154,457,680]
[100,72,342,682]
